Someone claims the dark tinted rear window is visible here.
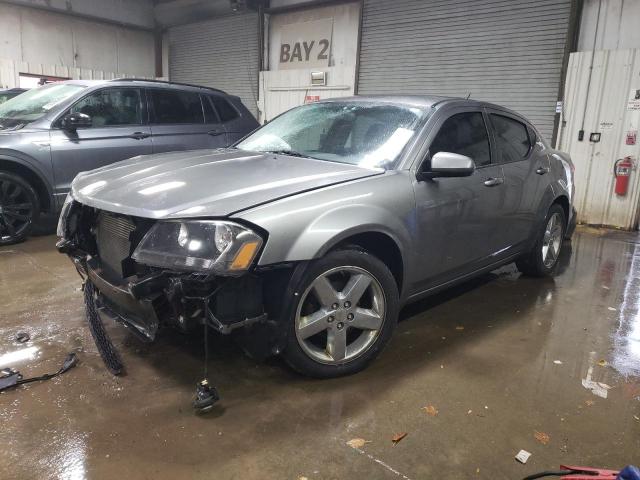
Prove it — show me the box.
[490,114,531,162]
[150,89,204,124]
[210,95,239,122]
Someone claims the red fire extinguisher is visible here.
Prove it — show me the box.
[614,156,633,196]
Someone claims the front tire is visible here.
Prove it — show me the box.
[0,172,40,246]
[516,204,566,277]
[281,248,399,378]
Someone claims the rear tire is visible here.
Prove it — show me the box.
[516,204,566,277]
[281,248,399,378]
[0,172,40,246]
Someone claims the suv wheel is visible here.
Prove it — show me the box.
[516,204,566,277]
[0,172,40,245]
[282,248,399,378]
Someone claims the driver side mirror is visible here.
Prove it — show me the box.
[417,151,476,181]
[61,112,92,130]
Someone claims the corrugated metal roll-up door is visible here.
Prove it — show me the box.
[169,13,259,116]
[358,0,572,140]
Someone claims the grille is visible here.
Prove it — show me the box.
[95,212,136,280]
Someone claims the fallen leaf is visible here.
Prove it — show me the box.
[534,431,550,445]
[422,405,438,416]
[391,432,407,445]
[598,359,608,367]
[455,326,464,330]
[346,438,370,449]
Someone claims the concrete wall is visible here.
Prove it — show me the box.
[578,0,640,51]
[0,2,155,77]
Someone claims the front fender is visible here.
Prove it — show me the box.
[235,171,416,271]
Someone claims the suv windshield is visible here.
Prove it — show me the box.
[237,102,428,168]
[0,83,85,130]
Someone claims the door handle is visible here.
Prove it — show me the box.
[208,129,225,136]
[536,166,549,175]
[484,177,504,187]
[129,132,150,140]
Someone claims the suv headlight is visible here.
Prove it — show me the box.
[57,193,74,238]
[131,220,263,275]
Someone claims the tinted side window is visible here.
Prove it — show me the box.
[202,95,220,123]
[70,88,142,127]
[430,112,491,167]
[210,95,239,122]
[150,89,204,124]
[490,114,531,162]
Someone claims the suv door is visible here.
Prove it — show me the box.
[411,109,506,291]
[209,94,251,143]
[486,110,550,248]
[49,87,151,197]
[147,88,227,153]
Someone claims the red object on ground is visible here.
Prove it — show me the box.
[561,465,619,479]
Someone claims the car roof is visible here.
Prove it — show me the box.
[318,95,528,122]
[53,78,233,97]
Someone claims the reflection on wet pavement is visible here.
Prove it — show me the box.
[0,227,639,479]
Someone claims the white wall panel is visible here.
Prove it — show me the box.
[559,49,640,230]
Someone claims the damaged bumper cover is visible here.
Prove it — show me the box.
[57,238,269,343]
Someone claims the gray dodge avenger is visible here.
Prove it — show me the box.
[57,96,576,379]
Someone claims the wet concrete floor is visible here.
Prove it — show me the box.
[0,227,639,479]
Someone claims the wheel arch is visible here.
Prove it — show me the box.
[551,194,570,226]
[0,157,53,212]
[327,230,404,294]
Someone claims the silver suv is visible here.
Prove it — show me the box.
[58,96,576,379]
[0,79,258,244]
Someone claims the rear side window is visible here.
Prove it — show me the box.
[429,112,491,167]
[202,95,220,123]
[490,114,531,162]
[70,88,142,127]
[210,95,239,122]
[149,89,204,124]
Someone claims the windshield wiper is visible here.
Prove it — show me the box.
[263,149,310,158]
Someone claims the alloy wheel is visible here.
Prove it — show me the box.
[0,177,35,242]
[295,266,386,365]
[542,212,563,268]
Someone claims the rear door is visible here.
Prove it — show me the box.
[49,87,152,196]
[411,109,506,291]
[209,94,256,143]
[148,88,228,153]
[486,110,550,248]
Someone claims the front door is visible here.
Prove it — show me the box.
[411,110,506,292]
[147,88,228,153]
[49,87,151,196]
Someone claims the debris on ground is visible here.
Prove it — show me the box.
[515,450,532,464]
[608,307,617,311]
[634,415,639,422]
[455,326,464,331]
[15,332,30,343]
[391,432,407,445]
[422,405,438,416]
[534,431,550,445]
[585,400,595,407]
[598,359,608,367]
[554,360,563,365]
[467,409,473,415]
[582,365,612,399]
[346,438,370,449]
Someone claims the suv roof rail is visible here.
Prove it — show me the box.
[110,78,227,95]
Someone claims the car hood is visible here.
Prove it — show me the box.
[71,148,384,219]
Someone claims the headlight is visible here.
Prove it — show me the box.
[56,193,74,238]
[131,220,263,275]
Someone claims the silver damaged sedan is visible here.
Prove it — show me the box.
[58,96,576,379]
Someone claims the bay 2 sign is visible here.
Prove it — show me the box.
[278,18,332,70]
